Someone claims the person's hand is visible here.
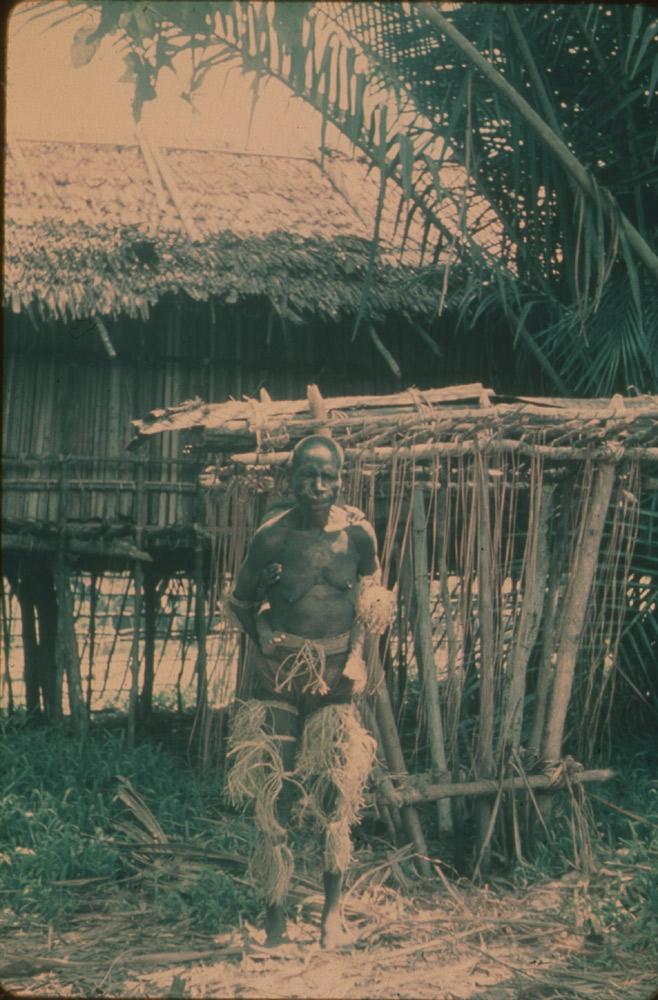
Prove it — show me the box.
[343,650,367,694]
[256,614,287,655]
[259,562,283,591]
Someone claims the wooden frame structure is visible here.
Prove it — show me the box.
[131,382,658,865]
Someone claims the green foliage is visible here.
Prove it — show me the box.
[0,720,256,930]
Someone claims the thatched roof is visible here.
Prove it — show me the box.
[4,136,445,325]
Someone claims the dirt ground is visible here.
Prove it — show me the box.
[2,872,657,1000]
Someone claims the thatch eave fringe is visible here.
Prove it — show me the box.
[3,225,451,326]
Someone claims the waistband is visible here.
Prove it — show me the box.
[275,631,351,656]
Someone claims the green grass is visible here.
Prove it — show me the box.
[2,713,656,961]
[0,715,258,932]
[508,739,658,960]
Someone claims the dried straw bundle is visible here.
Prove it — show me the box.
[356,577,397,635]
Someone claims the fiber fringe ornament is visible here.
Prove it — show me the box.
[249,833,295,905]
[356,575,397,634]
[225,700,288,838]
[294,704,377,873]
[274,640,330,696]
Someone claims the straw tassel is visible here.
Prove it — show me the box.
[356,576,396,635]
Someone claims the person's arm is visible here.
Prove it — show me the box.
[228,530,274,644]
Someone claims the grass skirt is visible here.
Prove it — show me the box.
[226,699,376,899]
[294,704,377,874]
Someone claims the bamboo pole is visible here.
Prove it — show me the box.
[475,453,496,873]
[411,488,453,835]
[502,482,555,751]
[542,464,617,764]
[227,440,650,466]
[382,768,615,807]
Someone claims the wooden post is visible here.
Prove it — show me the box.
[194,529,208,716]
[54,555,87,738]
[369,639,433,877]
[411,488,453,835]
[436,482,463,767]
[475,452,495,874]
[140,569,157,721]
[1,581,15,714]
[529,479,571,753]
[542,463,616,765]
[33,564,58,720]
[306,384,331,436]
[86,572,97,714]
[16,577,40,716]
[502,483,555,751]
[54,458,87,737]
[128,460,146,747]
[360,701,404,838]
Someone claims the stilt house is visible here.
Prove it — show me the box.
[3,134,498,723]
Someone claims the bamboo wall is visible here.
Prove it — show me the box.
[3,294,500,529]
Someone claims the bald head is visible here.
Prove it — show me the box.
[291,435,344,471]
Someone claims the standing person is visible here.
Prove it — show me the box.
[226,435,395,948]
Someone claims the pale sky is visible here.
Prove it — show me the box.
[7,1,336,154]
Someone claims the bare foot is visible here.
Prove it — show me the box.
[265,904,288,947]
[320,910,350,950]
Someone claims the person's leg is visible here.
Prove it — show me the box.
[320,871,344,948]
[295,699,377,948]
[263,702,299,945]
[225,698,299,946]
